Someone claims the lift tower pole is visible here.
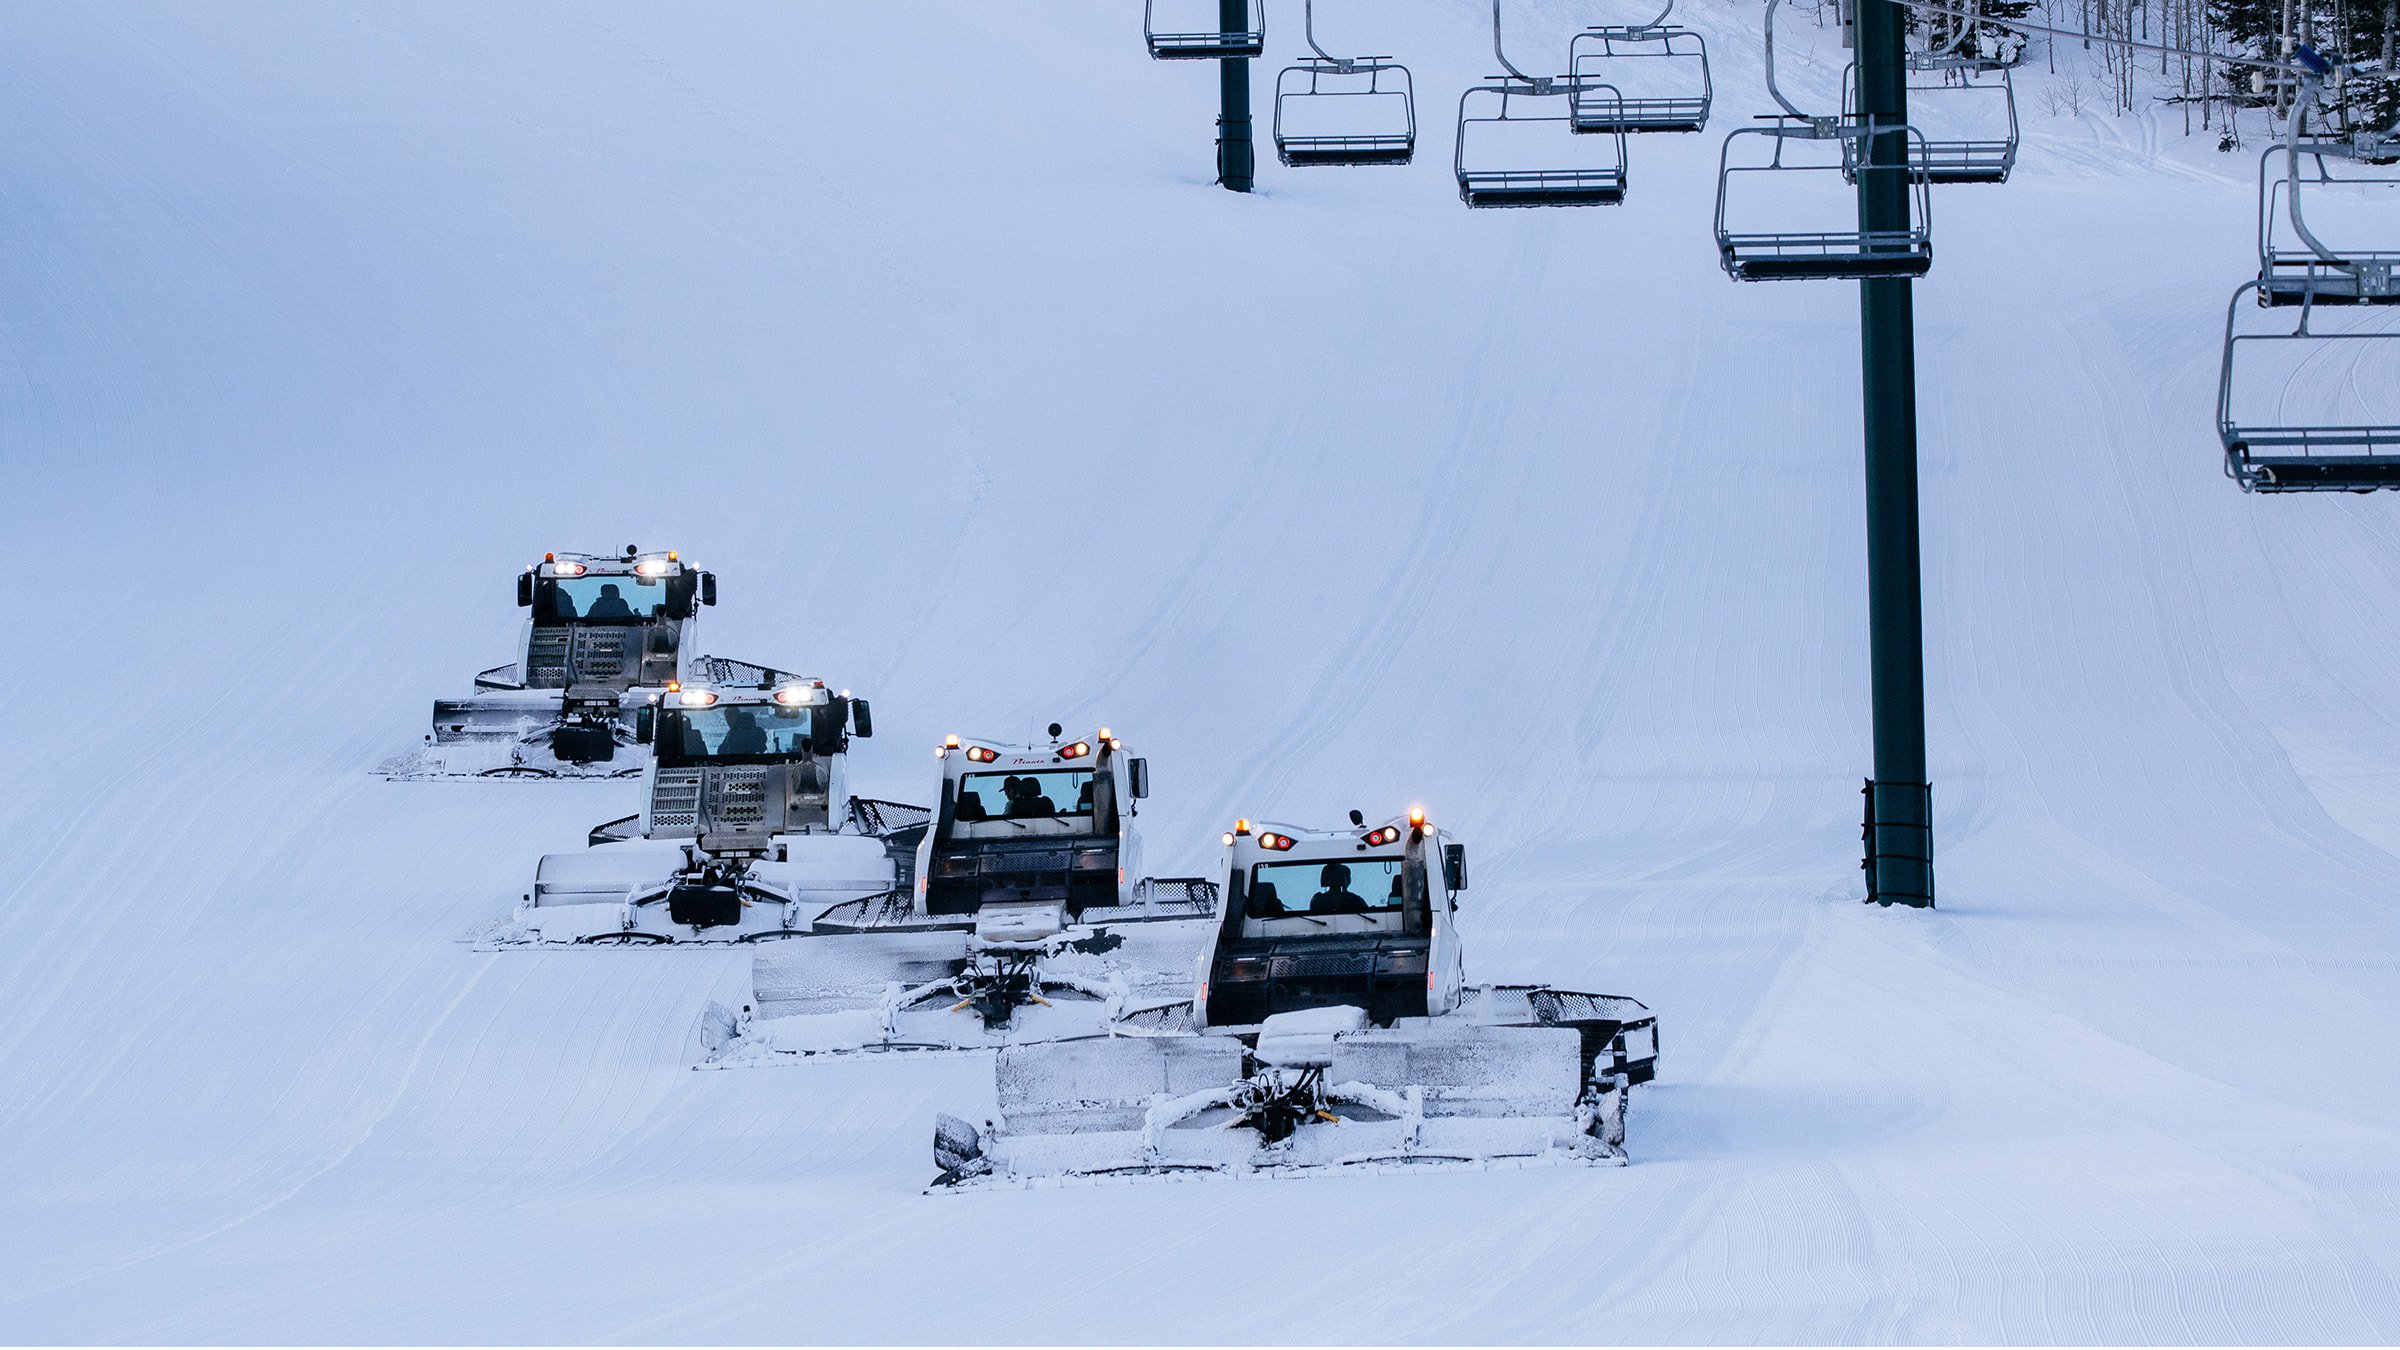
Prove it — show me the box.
[1217,0,1256,191]
[1853,0,1935,907]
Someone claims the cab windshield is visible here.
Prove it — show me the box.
[1247,857,1407,918]
[539,574,669,624]
[659,704,812,763]
[955,769,1095,822]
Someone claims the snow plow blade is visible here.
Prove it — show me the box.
[936,1018,1623,1187]
[380,689,637,780]
[492,833,898,945]
[696,914,1210,1062]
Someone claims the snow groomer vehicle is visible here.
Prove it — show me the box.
[932,805,1658,1185]
[387,547,718,778]
[501,660,897,944]
[696,724,1217,1063]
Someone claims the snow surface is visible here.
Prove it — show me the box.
[5,0,2400,1342]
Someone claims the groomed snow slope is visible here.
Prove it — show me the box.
[4,0,2399,1342]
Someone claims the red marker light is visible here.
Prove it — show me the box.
[1362,826,1400,847]
[1258,832,1296,851]
[1059,741,1091,760]
[965,746,998,763]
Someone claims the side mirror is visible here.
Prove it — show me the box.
[850,698,873,739]
[700,572,718,607]
[1128,757,1150,800]
[634,705,655,745]
[1442,843,1467,893]
[516,572,534,607]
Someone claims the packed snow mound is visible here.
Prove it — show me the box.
[4,0,2399,1342]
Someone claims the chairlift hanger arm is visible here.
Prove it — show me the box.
[1763,0,1820,123]
[1489,0,1547,87]
[1300,0,1339,66]
[1892,0,2400,81]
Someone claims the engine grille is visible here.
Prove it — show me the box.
[706,766,769,826]
[565,628,631,685]
[650,769,702,830]
[525,629,571,688]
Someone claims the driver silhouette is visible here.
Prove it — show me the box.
[1309,862,1368,915]
[583,583,636,620]
[717,707,768,755]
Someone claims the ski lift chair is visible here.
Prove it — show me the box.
[1457,81,1630,206]
[1842,59,2019,184]
[2219,280,2400,491]
[2256,131,2400,306]
[1715,118,1933,279]
[1272,0,1414,166]
[1146,0,1265,60]
[1568,25,1713,133]
[1455,0,1630,207]
[1276,62,1417,164]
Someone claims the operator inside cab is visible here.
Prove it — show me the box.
[1245,856,1408,925]
[953,768,1094,824]
[664,702,810,763]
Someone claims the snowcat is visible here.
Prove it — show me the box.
[695,725,1217,1063]
[384,547,717,778]
[500,662,900,944]
[929,806,1659,1185]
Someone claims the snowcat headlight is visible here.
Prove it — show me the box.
[1222,832,1236,846]
[773,685,825,707]
[965,746,998,763]
[1058,741,1090,760]
[553,560,587,577]
[677,688,718,708]
[634,558,671,578]
[1362,826,1401,847]
[1257,832,1295,851]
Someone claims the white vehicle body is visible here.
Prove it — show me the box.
[696,727,1218,1063]
[382,547,715,779]
[933,808,1659,1186]
[499,669,898,945]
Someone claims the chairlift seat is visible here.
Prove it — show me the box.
[2257,144,2400,306]
[1843,62,2018,185]
[1274,56,1417,167]
[1146,0,1264,59]
[2258,260,2400,306]
[2226,440,2400,492]
[1716,122,1934,281]
[1719,235,1934,280]
[1455,80,1630,209]
[1281,134,1415,166]
[1149,30,1266,59]
[1568,26,1713,134]
[1459,169,1629,207]
[2219,280,2400,491]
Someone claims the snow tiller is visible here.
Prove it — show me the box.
[385,546,722,779]
[695,725,1217,1061]
[930,806,1657,1185]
